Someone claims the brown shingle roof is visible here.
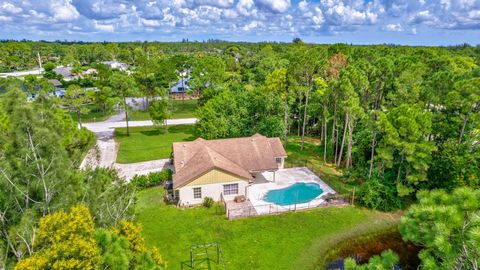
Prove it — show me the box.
[172,134,287,188]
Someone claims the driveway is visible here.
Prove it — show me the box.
[80,115,195,180]
[114,159,173,180]
[83,118,197,133]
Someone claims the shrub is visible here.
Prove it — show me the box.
[356,177,403,211]
[202,197,214,208]
[130,169,172,189]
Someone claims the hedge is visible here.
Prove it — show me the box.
[130,169,173,189]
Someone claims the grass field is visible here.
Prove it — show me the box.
[136,187,400,270]
[129,99,198,120]
[115,124,196,163]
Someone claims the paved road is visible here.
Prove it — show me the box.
[80,116,195,180]
[83,118,197,133]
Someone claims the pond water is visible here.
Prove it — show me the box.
[326,231,421,270]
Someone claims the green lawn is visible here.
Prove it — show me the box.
[115,125,197,163]
[136,187,400,270]
[129,99,198,121]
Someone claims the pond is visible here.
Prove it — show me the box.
[326,230,421,269]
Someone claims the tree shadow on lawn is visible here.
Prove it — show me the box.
[138,125,197,140]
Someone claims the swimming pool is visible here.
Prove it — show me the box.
[263,182,323,206]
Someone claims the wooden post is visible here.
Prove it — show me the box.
[351,187,356,205]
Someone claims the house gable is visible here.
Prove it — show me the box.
[184,168,250,188]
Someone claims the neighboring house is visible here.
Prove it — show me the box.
[170,77,192,98]
[82,68,98,77]
[48,79,65,98]
[48,79,62,88]
[170,134,287,206]
[53,66,78,81]
[53,88,66,98]
[101,61,128,71]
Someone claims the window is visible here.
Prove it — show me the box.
[223,184,239,195]
[193,187,202,199]
[276,157,283,163]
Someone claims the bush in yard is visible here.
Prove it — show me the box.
[356,176,403,211]
[202,197,214,208]
[131,169,172,189]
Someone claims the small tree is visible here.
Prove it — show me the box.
[64,84,93,127]
[109,73,139,136]
[149,89,171,131]
[14,205,101,270]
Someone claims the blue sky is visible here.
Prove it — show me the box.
[0,0,479,45]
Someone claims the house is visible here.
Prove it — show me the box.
[53,66,78,81]
[48,79,62,88]
[82,68,98,77]
[170,134,287,206]
[170,77,192,98]
[101,61,128,71]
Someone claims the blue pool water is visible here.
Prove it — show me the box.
[263,182,323,206]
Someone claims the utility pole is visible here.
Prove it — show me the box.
[36,52,42,69]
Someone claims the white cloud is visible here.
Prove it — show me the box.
[255,0,291,13]
[0,15,12,21]
[222,9,238,19]
[1,3,22,14]
[194,0,234,8]
[94,21,115,32]
[312,7,324,25]
[321,0,382,26]
[298,0,308,11]
[409,10,436,24]
[242,20,260,30]
[52,1,80,22]
[141,18,161,27]
[385,23,403,32]
[236,0,255,16]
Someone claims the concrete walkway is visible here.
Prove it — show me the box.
[80,116,196,180]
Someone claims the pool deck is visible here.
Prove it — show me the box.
[247,167,336,215]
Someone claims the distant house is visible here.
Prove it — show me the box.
[170,134,287,206]
[48,79,62,88]
[53,66,78,81]
[82,68,98,76]
[101,61,128,71]
[170,77,192,98]
[53,88,66,98]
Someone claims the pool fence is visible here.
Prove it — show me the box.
[224,195,349,220]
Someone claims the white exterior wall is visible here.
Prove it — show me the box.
[178,180,248,206]
[277,157,285,169]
